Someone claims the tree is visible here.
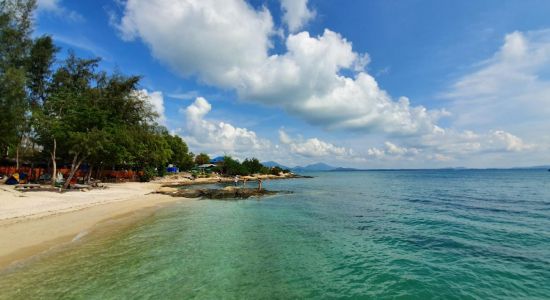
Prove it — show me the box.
[27,35,57,107]
[163,133,194,171]
[133,126,172,177]
[0,68,26,159]
[194,153,210,165]
[35,52,173,186]
[270,166,283,175]
[38,54,100,187]
[242,157,263,174]
[221,156,247,176]
[0,0,194,185]
[0,0,35,166]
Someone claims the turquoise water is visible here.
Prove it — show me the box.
[1,170,550,299]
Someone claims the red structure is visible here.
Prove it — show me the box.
[0,166,143,183]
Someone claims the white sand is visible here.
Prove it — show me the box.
[0,182,187,269]
[0,182,162,222]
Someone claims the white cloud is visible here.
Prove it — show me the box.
[367,142,419,160]
[117,0,274,86]
[446,30,550,130]
[166,91,199,100]
[415,129,533,158]
[181,97,272,156]
[116,0,446,136]
[438,29,550,165]
[280,0,315,32]
[116,2,546,167]
[278,130,352,158]
[37,0,59,11]
[50,34,112,61]
[365,129,531,163]
[133,89,166,125]
[36,0,83,21]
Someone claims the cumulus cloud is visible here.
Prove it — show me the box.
[117,0,274,85]
[280,0,315,32]
[181,97,272,156]
[412,129,533,162]
[36,0,83,21]
[132,89,166,124]
[116,2,544,167]
[116,0,446,136]
[367,142,419,160]
[446,29,550,129]
[279,130,352,158]
[366,129,531,163]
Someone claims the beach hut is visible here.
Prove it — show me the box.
[197,164,216,171]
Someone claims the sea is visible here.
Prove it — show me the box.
[1,170,549,299]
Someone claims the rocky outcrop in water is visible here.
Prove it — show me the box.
[156,186,281,199]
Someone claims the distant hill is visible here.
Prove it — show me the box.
[329,167,362,171]
[512,165,550,170]
[292,162,337,172]
[261,161,290,170]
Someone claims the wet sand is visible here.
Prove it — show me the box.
[0,182,187,270]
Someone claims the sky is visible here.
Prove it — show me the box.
[34,0,550,168]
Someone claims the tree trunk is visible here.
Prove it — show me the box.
[16,135,25,171]
[95,163,103,182]
[85,165,93,184]
[63,153,85,189]
[50,138,57,187]
[29,162,34,183]
[16,145,19,171]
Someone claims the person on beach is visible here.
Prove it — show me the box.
[234,175,239,186]
[243,178,247,187]
[257,177,263,191]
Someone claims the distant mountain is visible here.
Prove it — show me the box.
[292,162,337,172]
[512,165,550,170]
[329,167,362,171]
[261,161,290,170]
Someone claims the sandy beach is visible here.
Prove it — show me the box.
[0,182,185,270]
[0,173,298,270]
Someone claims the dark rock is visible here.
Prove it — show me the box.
[157,187,280,200]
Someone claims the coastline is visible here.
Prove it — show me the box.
[155,172,309,186]
[0,173,303,271]
[0,182,187,270]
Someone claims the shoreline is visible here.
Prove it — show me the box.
[0,173,305,270]
[0,182,188,271]
[155,172,312,187]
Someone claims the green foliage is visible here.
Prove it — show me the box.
[260,166,270,175]
[194,153,210,165]
[27,35,57,106]
[0,67,27,150]
[140,166,157,182]
[242,157,263,174]
[220,156,247,176]
[164,133,193,170]
[0,1,196,183]
[0,0,35,155]
[270,166,284,175]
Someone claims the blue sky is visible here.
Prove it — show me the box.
[35,0,550,168]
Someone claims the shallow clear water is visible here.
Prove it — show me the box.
[1,170,550,299]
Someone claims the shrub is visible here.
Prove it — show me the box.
[140,166,157,182]
[270,166,283,175]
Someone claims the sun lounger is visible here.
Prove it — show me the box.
[15,184,42,190]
